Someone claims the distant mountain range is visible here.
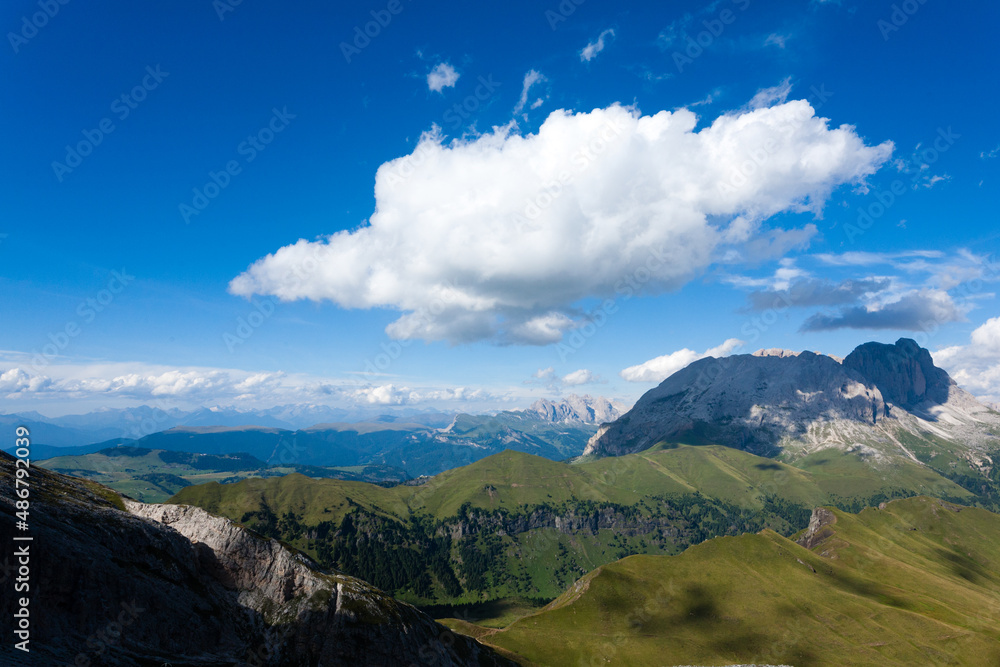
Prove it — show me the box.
[16,395,626,478]
[2,394,624,449]
[0,404,456,446]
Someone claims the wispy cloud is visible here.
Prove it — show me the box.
[728,250,999,335]
[687,88,721,107]
[748,77,792,109]
[580,28,615,62]
[799,289,969,332]
[813,250,944,267]
[764,33,790,48]
[514,69,548,114]
[0,357,509,412]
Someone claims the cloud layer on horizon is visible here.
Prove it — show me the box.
[0,359,510,411]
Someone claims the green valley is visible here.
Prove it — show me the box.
[169,443,984,613]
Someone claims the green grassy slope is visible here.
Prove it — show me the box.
[168,444,978,607]
[179,472,414,524]
[479,497,1000,667]
[175,444,972,521]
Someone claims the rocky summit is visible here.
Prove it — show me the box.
[525,394,627,424]
[0,450,515,666]
[585,338,1000,465]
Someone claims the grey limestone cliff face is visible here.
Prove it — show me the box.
[585,338,999,461]
[843,338,953,411]
[0,451,515,666]
[586,349,885,458]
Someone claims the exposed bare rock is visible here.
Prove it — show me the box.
[586,338,1000,464]
[752,348,801,358]
[0,450,516,666]
[796,507,838,549]
[843,338,952,411]
[526,394,627,424]
[586,350,886,458]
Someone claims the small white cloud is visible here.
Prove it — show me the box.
[621,339,744,383]
[528,366,601,389]
[922,174,949,189]
[562,369,598,386]
[533,367,556,380]
[514,69,548,114]
[427,62,460,93]
[580,29,615,62]
[353,383,414,405]
[981,145,999,159]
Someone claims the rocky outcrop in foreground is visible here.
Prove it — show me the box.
[0,450,515,666]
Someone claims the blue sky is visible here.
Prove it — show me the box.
[1,0,999,416]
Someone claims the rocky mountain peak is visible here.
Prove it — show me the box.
[527,394,627,424]
[752,348,801,358]
[843,337,954,410]
[585,338,998,462]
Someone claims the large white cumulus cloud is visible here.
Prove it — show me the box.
[230,100,893,345]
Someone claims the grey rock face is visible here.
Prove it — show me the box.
[586,339,1000,462]
[795,507,837,549]
[843,338,952,411]
[586,350,885,457]
[526,394,627,424]
[0,451,515,666]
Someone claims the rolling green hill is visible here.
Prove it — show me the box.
[169,443,979,608]
[475,496,1000,666]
